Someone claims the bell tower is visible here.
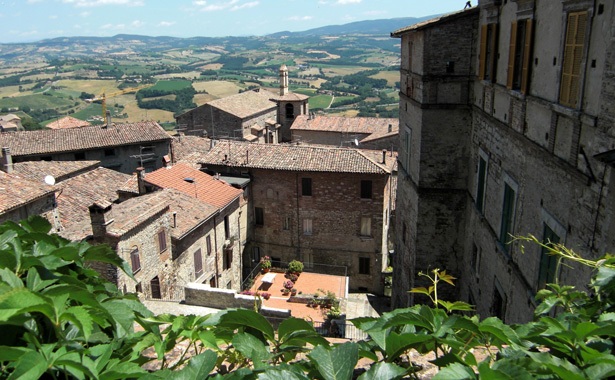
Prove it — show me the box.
[279,64,289,96]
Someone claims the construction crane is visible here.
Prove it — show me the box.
[86,85,150,119]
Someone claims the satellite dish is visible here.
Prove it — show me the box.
[44,175,56,185]
[354,138,359,146]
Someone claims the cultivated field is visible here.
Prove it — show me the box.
[193,80,243,98]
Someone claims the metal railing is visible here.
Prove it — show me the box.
[265,316,367,341]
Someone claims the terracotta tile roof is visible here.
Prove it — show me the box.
[272,92,309,102]
[391,7,479,36]
[181,89,277,120]
[0,121,171,157]
[13,160,100,183]
[291,115,398,136]
[0,171,55,214]
[46,116,92,130]
[144,163,243,209]
[53,167,133,241]
[171,135,212,162]
[107,188,218,239]
[194,140,396,174]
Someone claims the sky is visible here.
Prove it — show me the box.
[0,0,468,43]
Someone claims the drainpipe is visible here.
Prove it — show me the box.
[296,172,301,260]
[213,212,220,287]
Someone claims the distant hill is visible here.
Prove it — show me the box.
[269,16,436,37]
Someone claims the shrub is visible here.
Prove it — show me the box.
[260,255,271,269]
[287,260,304,273]
[285,272,299,282]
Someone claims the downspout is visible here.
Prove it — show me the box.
[591,163,608,250]
[213,212,220,287]
[296,172,301,260]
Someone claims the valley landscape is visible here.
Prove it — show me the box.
[0,17,428,131]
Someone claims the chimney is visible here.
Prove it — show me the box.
[172,211,177,228]
[136,167,147,195]
[388,124,392,133]
[88,201,114,239]
[382,149,387,164]
[1,147,14,173]
[105,110,112,128]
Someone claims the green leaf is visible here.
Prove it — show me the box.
[385,332,433,360]
[216,309,275,342]
[167,350,217,380]
[308,342,358,380]
[0,267,24,288]
[432,363,476,380]
[61,306,95,340]
[258,366,311,380]
[278,317,315,342]
[20,216,52,234]
[357,361,407,380]
[0,287,55,322]
[7,349,48,380]
[233,332,271,370]
[478,317,520,347]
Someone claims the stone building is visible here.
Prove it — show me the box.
[391,1,615,323]
[143,163,245,292]
[193,140,396,294]
[176,65,308,143]
[290,114,399,150]
[0,114,23,132]
[0,121,171,174]
[175,89,279,141]
[46,116,92,130]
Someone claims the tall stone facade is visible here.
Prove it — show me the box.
[392,1,615,323]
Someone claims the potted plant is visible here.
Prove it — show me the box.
[262,292,271,300]
[260,256,271,273]
[287,260,304,275]
[283,280,294,290]
[291,288,298,296]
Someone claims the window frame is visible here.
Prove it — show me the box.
[476,149,489,214]
[130,247,141,273]
[506,19,534,93]
[479,23,499,82]
[157,230,167,254]
[303,218,313,235]
[559,10,589,108]
[359,257,371,275]
[360,180,373,199]
[499,175,518,252]
[301,177,312,196]
[360,216,372,237]
[194,248,203,278]
[255,207,264,226]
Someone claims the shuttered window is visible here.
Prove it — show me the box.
[194,249,203,278]
[499,183,516,251]
[476,153,488,214]
[537,224,561,290]
[157,230,167,253]
[479,23,498,81]
[130,248,141,273]
[560,11,588,108]
[506,19,533,93]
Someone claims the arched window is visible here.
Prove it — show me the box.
[285,103,294,119]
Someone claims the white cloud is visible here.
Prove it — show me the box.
[131,20,144,28]
[157,21,176,27]
[337,0,361,4]
[63,0,144,7]
[27,0,44,3]
[198,0,258,12]
[231,1,258,11]
[80,11,91,17]
[288,15,313,21]
[364,10,386,16]
[101,23,126,30]
[49,15,58,19]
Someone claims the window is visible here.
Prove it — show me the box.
[471,243,481,278]
[157,230,167,253]
[476,149,488,214]
[361,180,372,199]
[303,218,313,235]
[492,280,506,321]
[255,207,264,226]
[302,177,312,196]
[359,257,370,275]
[75,152,86,161]
[206,235,212,256]
[130,248,141,273]
[560,11,588,108]
[209,277,216,288]
[223,248,233,270]
[506,19,533,93]
[403,127,412,172]
[253,246,261,263]
[224,215,230,239]
[479,23,498,81]
[537,224,561,290]
[283,216,290,231]
[194,249,203,278]
[150,276,161,299]
[285,103,294,119]
[360,217,372,237]
[135,282,142,293]
[499,179,517,252]
[104,148,116,157]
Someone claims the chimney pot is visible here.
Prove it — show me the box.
[136,167,146,195]
[1,146,13,173]
[382,149,387,164]
[88,202,113,238]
